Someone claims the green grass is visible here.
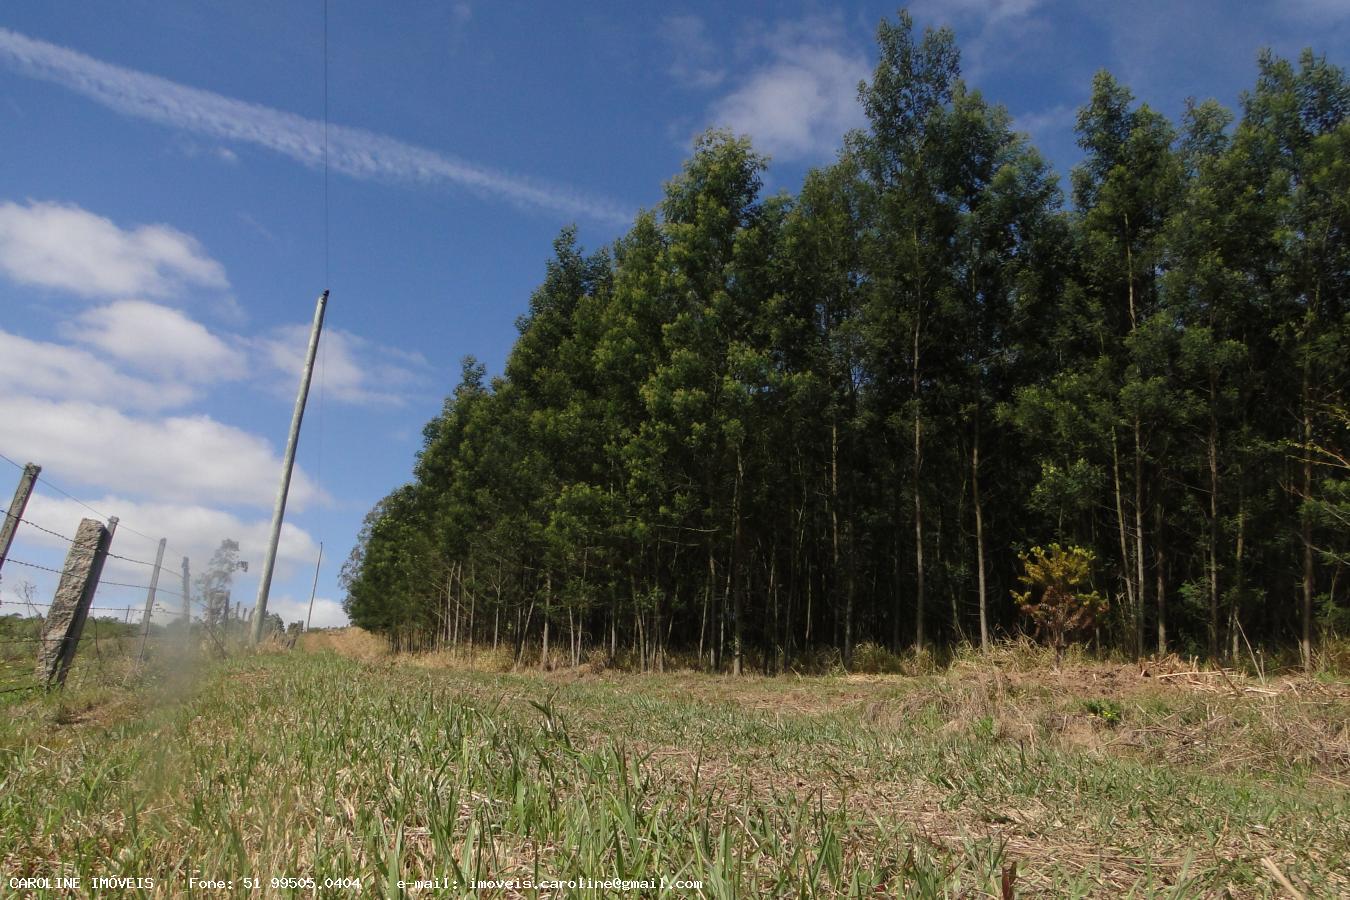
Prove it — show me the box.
[1,645,1346,897]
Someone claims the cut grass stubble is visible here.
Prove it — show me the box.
[0,641,1346,897]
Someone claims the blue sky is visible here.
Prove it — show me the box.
[1,1,1347,628]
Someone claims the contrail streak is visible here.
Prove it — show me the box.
[0,27,631,226]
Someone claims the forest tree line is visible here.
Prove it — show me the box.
[342,13,1348,671]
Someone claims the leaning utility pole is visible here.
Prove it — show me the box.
[0,463,40,580]
[138,538,166,661]
[305,542,323,631]
[180,557,191,626]
[251,290,328,644]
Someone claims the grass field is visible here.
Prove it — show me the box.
[1,631,1347,898]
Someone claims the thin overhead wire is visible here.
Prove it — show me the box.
[0,450,185,560]
[323,0,330,288]
[105,551,159,568]
[1,510,74,544]
[311,0,331,621]
[2,558,182,598]
[5,558,79,578]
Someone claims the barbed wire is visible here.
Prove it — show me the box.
[105,551,161,568]
[1,509,75,544]
[98,579,184,598]
[4,558,185,599]
[5,558,81,578]
[3,594,211,620]
[0,450,185,559]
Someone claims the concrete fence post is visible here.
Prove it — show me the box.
[34,517,117,688]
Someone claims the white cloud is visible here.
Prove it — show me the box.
[1275,0,1350,23]
[907,0,1051,81]
[911,0,1045,26]
[1013,103,1076,141]
[663,15,726,89]
[0,200,227,299]
[706,20,869,161]
[11,492,324,623]
[0,396,322,511]
[174,139,241,164]
[257,325,428,407]
[65,300,247,382]
[264,594,347,629]
[0,27,630,226]
[0,329,196,411]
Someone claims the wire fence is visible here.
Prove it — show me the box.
[0,452,290,697]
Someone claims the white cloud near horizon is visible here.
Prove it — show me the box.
[0,200,227,299]
[0,27,631,226]
[265,593,347,629]
[0,395,324,512]
[10,492,323,623]
[704,18,869,162]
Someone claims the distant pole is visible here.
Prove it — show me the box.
[0,463,40,580]
[138,538,166,661]
[252,290,328,645]
[181,557,191,626]
[305,542,323,631]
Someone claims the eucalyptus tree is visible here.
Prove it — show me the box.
[1238,50,1350,666]
[938,84,1065,648]
[783,155,868,662]
[1070,71,1182,655]
[640,130,777,673]
[853,12,963,651]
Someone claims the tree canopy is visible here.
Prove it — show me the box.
[343,15,1348,671]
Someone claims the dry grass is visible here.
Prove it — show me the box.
[0,637,1345,897]
[296,626,390,661]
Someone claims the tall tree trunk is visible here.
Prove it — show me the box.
[716,558,728,671]
[1231,484,1246,663]
[1124,212,1145,658]
[1155,500,1166,654]
[803,560,813,648]
[699,551,712,667]
[1207,388,1221,660]
[768,551,779,674]
[843,523,854,669]
[1301,372,1315,670]
[452,562,461,657]
[732,449,745,676]
[450,574,461,650]
[1134,416,1147,659]
[831,421,843,659]
[892,531,902,651]
[540,573,551,669]
[913,392,925,649]
[467,561,475,652]
[973,424,989,650]
[911,234,926,652]
[1111,429,1137,638]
